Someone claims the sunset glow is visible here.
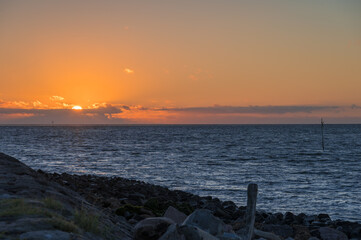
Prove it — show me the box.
[0,1,360,124]
[72,106,83,110]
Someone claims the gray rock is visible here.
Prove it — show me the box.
[182,209,225,236]
[19,230,71,240]
[254,229,282,240]
[319,227,348,240]
[220,232,242,240]
[0,218,53,234]
[284,212,295,224]
[308,237,320,240]
[262,224,294,239]
[134,217,175,240]
[159,224,218,240]
[181,225,219,240]
[305,215,317,224]
[163,206,187,224]
[318,214,331,222]
[265,215,278,224]
[158,224,185,240]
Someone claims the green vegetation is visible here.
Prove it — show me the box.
[0,199,51,218]
[143,198,194,216]
[0,232,6,238]
[115,204,142,216]
[47,217,79,233]
[144,198,163,216]
[74,208,100,235]
[175,202,193,215]
[0,198,103,236]
[43,197,63,211]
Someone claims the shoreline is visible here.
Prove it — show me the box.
[1,152,360,239]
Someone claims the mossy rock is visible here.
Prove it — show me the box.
[115,204,143,216]
[144,198,167,216]
[143,198,194,216]
[174,202,194,215]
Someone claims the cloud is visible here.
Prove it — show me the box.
[32,101,43,107]
[121,105,130,110]
[1,103,359,124]
[0,104,121,115]
[124,68,134,74]
[351,104,361,109]
[84,104,123,115]
[158,105,341,115]
[0,104,125,124]
[50,96,64,101]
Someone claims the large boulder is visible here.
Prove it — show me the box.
[262,224,294,239]
[133,217,175,240]
[19,230,71,240]
[163,206,187,224]
[182,209,227,236]
[159,224,218,240]
[319,227,348,240]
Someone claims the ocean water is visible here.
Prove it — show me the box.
[0,125,360,222]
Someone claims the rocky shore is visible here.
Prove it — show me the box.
[1,152,360,239]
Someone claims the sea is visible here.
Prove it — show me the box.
[0,125,360,222]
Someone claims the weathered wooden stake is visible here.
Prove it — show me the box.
[244,183,258,240]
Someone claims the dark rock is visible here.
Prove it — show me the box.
[19,230,71,240]
[284,212,295,224]
[231,209,244,221]
[215,207,231,219]
[274,213,284,222]
[159,224,219,240]
[310,229,321,239]
[350,225,361,239]
[256,212,266,223]
[265,214,278,224]
[262,224,294,239]
[317,214,331,223]
[115,204,143,216]
[293,225,311,240]
[305,215,317,225]
[222,201,237,213]
[319,227,348,240]
[133,217,175,240]
[295,213,307,224]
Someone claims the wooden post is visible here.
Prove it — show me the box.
[238,183,258,240]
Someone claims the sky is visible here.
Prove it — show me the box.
[0,0,360,124]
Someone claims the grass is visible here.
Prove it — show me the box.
[47,217,79,233]
[0,199,52,218]
[115,204,142,216]
[43,197,63,211]
[0,198,104,237]
[74,208,100,235]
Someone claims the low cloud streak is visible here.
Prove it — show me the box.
[1,104,361,124]
[159,105,341,115]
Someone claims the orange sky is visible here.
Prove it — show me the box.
[0,1,361,124]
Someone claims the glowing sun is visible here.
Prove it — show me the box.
[72,105,83,110]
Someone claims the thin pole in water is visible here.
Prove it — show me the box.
[321,118,325,151]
